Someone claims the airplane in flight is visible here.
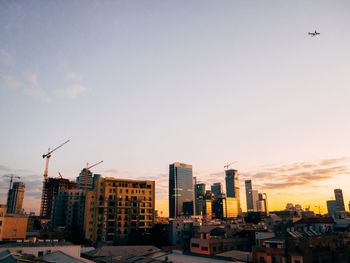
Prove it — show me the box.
[308,30,320,37]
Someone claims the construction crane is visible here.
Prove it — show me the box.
[224,161,237,170]
[42,139,70,181]
[3,174,20,190]
[84,160,103,193]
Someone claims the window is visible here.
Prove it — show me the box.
[191,243,199,248]
[201,247,208,251]
[38,251,44,257]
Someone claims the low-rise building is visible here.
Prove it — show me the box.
[0,204,28,241]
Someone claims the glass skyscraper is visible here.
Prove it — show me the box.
[224,169,242,216]
[169,162,194,218]
[6,182,25,214]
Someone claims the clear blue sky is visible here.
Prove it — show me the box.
[1,1,350,215]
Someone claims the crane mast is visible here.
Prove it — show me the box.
[42,139,70,181]
[3,174,21,190]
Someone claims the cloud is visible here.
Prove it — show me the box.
[0,75,23,90]
[66,73,83,82]
[56,83,86,98]
[22,74,50,102]
[242,158,350,190]
[0,49,15,66]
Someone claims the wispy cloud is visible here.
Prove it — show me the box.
[55,73,87,98]
[0,49,15,66]
[0,73,50,102]
[242,158,350,190]
[66,73,83,82]
[22,74,50,102]
[0,75,23,90]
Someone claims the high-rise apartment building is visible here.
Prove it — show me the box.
[334,189,345,211]
[40,178,77,218]
[211,183,223,197]
[84,177,155,243]
[6,182,25,214]
[169,162,194,218]
[76,169,101,190]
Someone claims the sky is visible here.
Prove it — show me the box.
[0,1,350,216]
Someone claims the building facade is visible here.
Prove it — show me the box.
[6,182,25,214]
[52,189,85,231]
[169,162,194,218]
[84,177,155,244]
[0,204,28,241]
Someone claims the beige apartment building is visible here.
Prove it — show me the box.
[84,177,155,244]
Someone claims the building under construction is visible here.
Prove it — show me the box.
[40,178,77,218]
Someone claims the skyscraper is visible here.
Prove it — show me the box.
[225,169,240,198]
[245,180,258,212]
[224,169,242,216]
[211,183,223,197]
[257,193,269,216]
[194,183,206,216]
[6,182,25,214]
[334,189,345,211]
[169,162,194,218]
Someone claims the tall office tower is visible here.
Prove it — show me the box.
[211,183,223,197]
[334,189,345,211]
[194,183,206,216]
[40,178,77,218]
[225,169,240,198]
[245,180,258,212]
[52,189,85,231]
[225,169,242,215]
[84,177,155,243]
[256,193,269,216]
[169,162,194,218]
[6,182,25,214]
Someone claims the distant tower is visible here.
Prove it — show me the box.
[225,169,240,198]
[334,189,345,211]
[245,180,258,212]
[257,193,269,216]
[211,183,223,197]
[169,162,194,218]
[225,169,242,216]
[194,183,206,216]
[6,182,25,214]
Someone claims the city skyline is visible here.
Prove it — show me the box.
[1,1,350,216]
